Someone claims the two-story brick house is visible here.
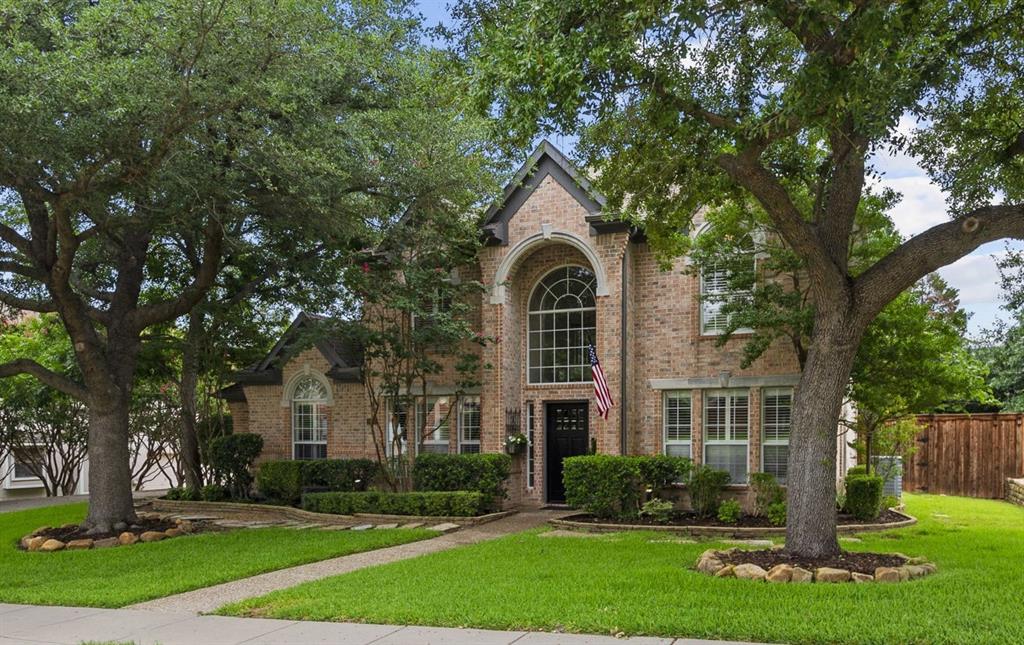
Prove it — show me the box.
[225,141,851,507]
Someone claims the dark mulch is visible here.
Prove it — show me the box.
[718,548,907,575]
[32,517,181,543]
[569,508,907,528]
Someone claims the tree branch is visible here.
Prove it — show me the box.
[855,203,1024,321]
[0,359,88,400]
[0,289,58,313]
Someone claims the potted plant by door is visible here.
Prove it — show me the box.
[505,432,528,455]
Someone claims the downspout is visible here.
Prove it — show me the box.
[620,247,628,455]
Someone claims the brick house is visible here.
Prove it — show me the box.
[225,141,854,508]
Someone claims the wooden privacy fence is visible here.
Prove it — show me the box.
[903,413,1024,499]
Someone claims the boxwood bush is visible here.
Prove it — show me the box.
[302,491,486,517]
[209,433,263,499]
[562,455,692,519]
[844,473,884,521]
[256,458,376,505]
[412,453,512,510]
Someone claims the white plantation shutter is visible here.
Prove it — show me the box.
[762,388,793,482]
[701,267,731,334]
[663,391,692,458]
[703,389,750,483]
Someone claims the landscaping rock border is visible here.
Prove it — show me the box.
[548,509,917,537]
[152,498,516,528]
[694,548,937,583]
[1007,478,1024,507]
[19,515,205,552]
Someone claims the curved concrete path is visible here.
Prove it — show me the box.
[130,509,568,614]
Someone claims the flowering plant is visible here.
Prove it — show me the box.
[504,432,528,453]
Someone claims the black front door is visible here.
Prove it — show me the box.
[545,402,589,503]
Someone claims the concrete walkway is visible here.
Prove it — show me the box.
[0,491,165,514]
[0,604,761,645]
[130,509,568,614]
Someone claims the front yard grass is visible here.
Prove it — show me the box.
[220,494,1024,645]
[1,503,436,607]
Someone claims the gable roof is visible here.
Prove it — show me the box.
[231,312,363,388]
[481,140,629,245]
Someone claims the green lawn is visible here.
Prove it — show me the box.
[1,503,436,607]
[221,494,1024,645]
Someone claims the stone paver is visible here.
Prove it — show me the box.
[130,510,568,614]
[0,604,763,645]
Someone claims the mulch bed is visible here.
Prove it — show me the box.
[718,548,907,575]
[34,517,182,542]
[570,508,907,528]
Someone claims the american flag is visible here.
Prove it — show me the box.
[589,344,614,419]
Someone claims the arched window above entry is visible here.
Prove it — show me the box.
[528,266,597,384]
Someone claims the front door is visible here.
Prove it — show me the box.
[545,402,589,503]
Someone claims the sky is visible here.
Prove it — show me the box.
[413,1,1018,337]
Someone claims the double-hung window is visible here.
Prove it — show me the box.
[703,389,749,483]
[292,377,328,460]
[421,397,450,454]
[663,391,692,458]
[459,396,481,454]
[700,264,753,335]
[762,388,793,483]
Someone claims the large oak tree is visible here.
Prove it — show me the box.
[455,0,1024,556]
[0,0,497,532]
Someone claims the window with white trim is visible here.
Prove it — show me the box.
[528,266,596,384]
[762,387,792,483]
[663,391,692,458]
[703,389,749,483]
[459,396,481,454]
[700,264,752,335]
[291,376,328,460]
[421,397,451,454]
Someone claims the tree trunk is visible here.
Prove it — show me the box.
[179,312,204,490]
[785,308,862,558]
[84,394,138,533]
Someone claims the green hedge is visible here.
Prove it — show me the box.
[412,453,512,510]
[844,474,884,521]
[302,491,487,517]
[562,455,692,519]
[256,459,375,505]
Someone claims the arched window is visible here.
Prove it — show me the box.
[528,265,597,384]
[292,376,328,459]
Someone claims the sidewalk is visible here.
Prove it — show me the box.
[130,509,568,614]
[0,604,759,645]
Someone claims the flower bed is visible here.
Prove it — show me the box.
[695,547,937,583]
[549,508,916,537]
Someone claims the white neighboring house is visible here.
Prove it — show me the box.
[0,450,177,501]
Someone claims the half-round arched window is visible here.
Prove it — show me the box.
[528,265,597,383]
[291,376,328,459]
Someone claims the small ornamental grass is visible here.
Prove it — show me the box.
[220,494,1024,645]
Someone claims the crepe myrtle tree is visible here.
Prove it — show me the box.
[0,0,493,532]
[455,0,1024,556]
[342,205,490,492]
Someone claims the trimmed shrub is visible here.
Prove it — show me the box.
[844,474,884,521]
[209,433,263,499]
[689,465,731,518]
[638,497,674,523]
[200,484,230,502]
[562,455,692,519]
[412,453,512,510]
[766,501,787,526]
[847,465,868,477]
[256,460,305,505]
[302,459,376,492]
[302,490,487,517]
[165,487,199,501]
[717,499,742,524]
[750,472,785,517]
